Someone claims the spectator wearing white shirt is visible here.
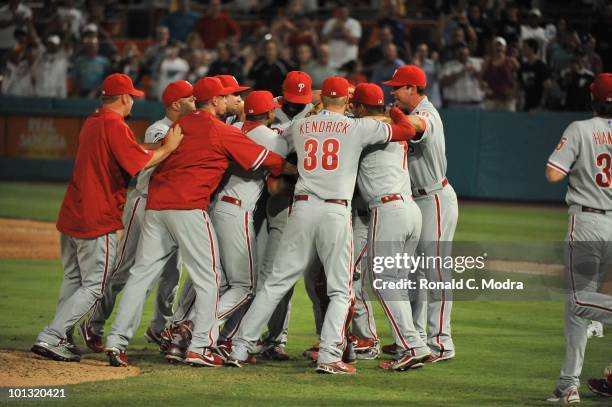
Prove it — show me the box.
[33,35,70,98]
[0,0,32,55]
[520,8,548,62]
[154,42,189,99]
[2,47,34,96]
[58,0,85,39]
[321,4,361,69]
[439,42,484,108]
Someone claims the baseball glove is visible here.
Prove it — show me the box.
[305,102,324,117]
[364,115,392,124]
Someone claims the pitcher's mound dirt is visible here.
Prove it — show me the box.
[0,350,140,386]
[0,219,59,260]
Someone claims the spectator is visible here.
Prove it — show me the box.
[519,38,551,112]
[288,14,319,50]
[0,0,32,56]
[412,43,442,108]
[340,60,367,87]
[144,25,170,80]
[183,32,205,60]
[482,37,519,111]
[496,3,520,44]
[195,0,240,50]
[370,43,405,104]
[1,48,34,96]
[117,42,142,86]
[154,42,189,99]
[321,3,361,69]
[301,44,337,89]
[296,43,316,72]
[363,25,407,77]
[161,0,199,43]
[467,4,491,57]
[207,41,245,83]
[520,8,548,62]
[33,35,70,98]
[57,0,85,39]
[83,3,118,60]
[590,3,611,72]
[376,0,407,51]
[72,35,111,98]
[441,26,472,63]
[581,34,603,75]
[439,42,484,108]
[187,49,210,83]
[561,56,595,111]
[248,40,292,96]
[78,23,117,62]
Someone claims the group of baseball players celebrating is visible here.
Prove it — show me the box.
[27,57,612,399]
[31,64,459,376]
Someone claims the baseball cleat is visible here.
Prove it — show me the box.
[79,322,104,353]
[427,350,455,363]
[587,321,604,338]
[352,337,379,352]
[378,353,431,371]
[31,340,80,362]
[342,343,357,364]
[65,332,82,356]
[316,361,357,375]
[164,343,186,364]
[159,325,181,352]
[261,345,290,361]
[546,386,580,404]
[303,342,320,359]
[381,343,399,356]
[184,348,225,367]
[106,347,129,367]
[144,327,162,346]
[355,346,380,360]
[215,340,232,361]
[587,378,612,397]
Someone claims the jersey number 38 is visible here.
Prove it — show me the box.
[303,138,339,171]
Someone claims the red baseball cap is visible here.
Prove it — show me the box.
[214,75,250,93]
[382,65,427,88]
[101,73,144,97]
[322,76,350,98]
[162,80,193,107]
[283,71,312,104]
[193,77,233,102]
[244,90,281,115]
[591,73,612,102]
[353,83,385,106]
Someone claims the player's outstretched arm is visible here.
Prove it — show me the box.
[143,125,184,169]
[545,166,567,183]
[387,107,419,142]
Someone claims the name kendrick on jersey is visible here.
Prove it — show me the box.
[299,120,351,135]
[372,278,524,291]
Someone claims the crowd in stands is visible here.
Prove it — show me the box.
[0,0,610,112]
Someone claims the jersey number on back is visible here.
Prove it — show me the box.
[595,152,611,188]
[303,138,339,171]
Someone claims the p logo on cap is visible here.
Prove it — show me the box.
[382,65,427,88]
[283,71,312,104]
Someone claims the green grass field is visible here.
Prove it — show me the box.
[0,181,609,406]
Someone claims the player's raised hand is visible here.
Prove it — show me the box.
[164,125,184,151]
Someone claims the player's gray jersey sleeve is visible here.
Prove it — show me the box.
[354,118,392,147]
[144,122,170,143]
[547,123,580,175]
[249,127,289,158]
[410,110,435,145]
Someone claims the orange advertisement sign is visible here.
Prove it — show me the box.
[5,116,81,159]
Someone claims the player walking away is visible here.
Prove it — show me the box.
[208,91,290,362]
[382,66,459,363]
[31,74,184,362]
[255,71,315,360]
[545,72,612,404]
[227,76,422,374]
[104,77,295,368]
[214,74,249,124]
[80,80,196,353]
[351,83,431,370]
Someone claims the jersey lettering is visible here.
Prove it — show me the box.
[595,152,612,188]
[302,138,340,171]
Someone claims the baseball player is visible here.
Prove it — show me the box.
[104,77,295,367]
[255,71,316,359]
[227,76,422,374]
[214,74,249,125]
[79,80,195,352]
[31,73,183,362]
[545,72,612,404]
[351,82,431,370]
[382,66,459,363]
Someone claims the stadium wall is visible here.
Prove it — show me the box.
[0,96,582,202]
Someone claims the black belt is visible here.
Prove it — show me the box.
[294,195,348,207]
[582,206,607,215]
